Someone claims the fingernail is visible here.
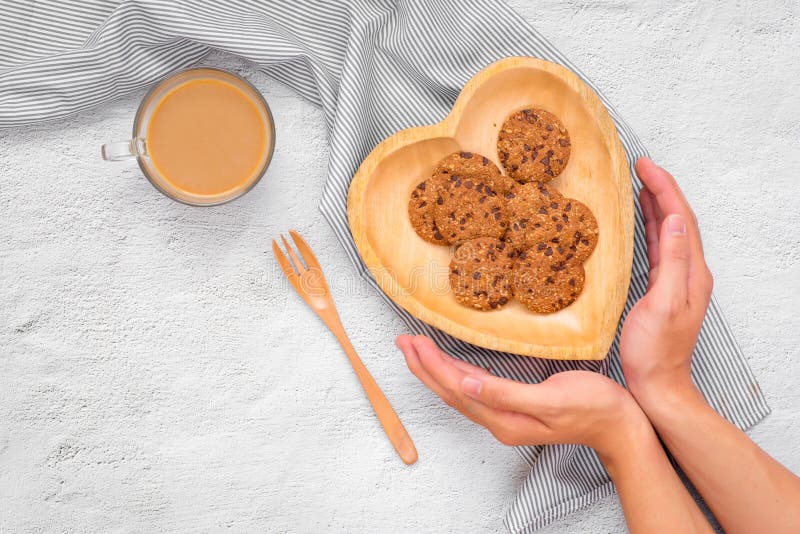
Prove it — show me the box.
[461,376,483,399]
[667,214,686,236]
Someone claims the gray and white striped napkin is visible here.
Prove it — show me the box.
[0,1,770,531]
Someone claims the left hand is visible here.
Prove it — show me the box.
[396,334,647,458]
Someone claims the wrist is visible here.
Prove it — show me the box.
[626,370,699,411]
[640,382,709,430]
[592,392,653,466]
[631,376,705,420]
[596,407,657,475]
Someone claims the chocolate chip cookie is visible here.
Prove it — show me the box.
[513,248,585,314]
[408,175,449,244]
[497,109,571,183]
[504,181,566,252]
[450,237,516,310]
[432,151,517,196]
[559,198,599,262]
[433,174,509,242]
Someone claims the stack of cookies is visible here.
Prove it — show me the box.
[408,108,599,314]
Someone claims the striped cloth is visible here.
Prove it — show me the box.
[0,1,770,531]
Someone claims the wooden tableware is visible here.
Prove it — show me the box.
[347,57,634,360]
[273,230,418,465]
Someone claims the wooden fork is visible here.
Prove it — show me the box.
[272,230,418,465]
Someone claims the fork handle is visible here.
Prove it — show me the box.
[329,325,418,465]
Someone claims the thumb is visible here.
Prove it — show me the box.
[651,214,690,309]
[461,374,545,413]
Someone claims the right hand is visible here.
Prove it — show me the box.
[619,158,714,406]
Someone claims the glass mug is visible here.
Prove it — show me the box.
[102,68,275,206]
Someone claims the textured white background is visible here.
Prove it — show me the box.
[1,2,799,532]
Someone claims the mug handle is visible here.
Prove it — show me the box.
[101,138,146,161]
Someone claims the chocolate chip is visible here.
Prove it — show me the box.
[494,212,501,221]
[545,276,554,284]
[464,180,473,189]
[569,278,576,286]
[436,196,443,205]
[482,156,489,165]
[546,124,554,132]
[434,231,443,240]
[541,156,550,166]
[504,192,515,199]
[473,272,481,280]
[555,223,563,231]
[558,138,570,147]
[511,164,519,172]
[547,149,554,156]
[545,247,553,256]
[562,214,569,223]
[544,168,554,177]
[564,203,572,212]
[479,196,487,204]
[537,243,547,251]
[460,151,473,159]
[498,297,508,305]
[419,200,427,208]
[417,182,426,190]
[538,206,548,214]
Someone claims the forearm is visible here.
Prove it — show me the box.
[641,384,800,533]
[599,416,712,534]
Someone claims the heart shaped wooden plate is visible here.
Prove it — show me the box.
[347,57,633,360]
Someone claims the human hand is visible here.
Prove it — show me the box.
[619,158,714,407]
[396,334,648,461]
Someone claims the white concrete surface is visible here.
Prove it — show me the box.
[1,2,798,532]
